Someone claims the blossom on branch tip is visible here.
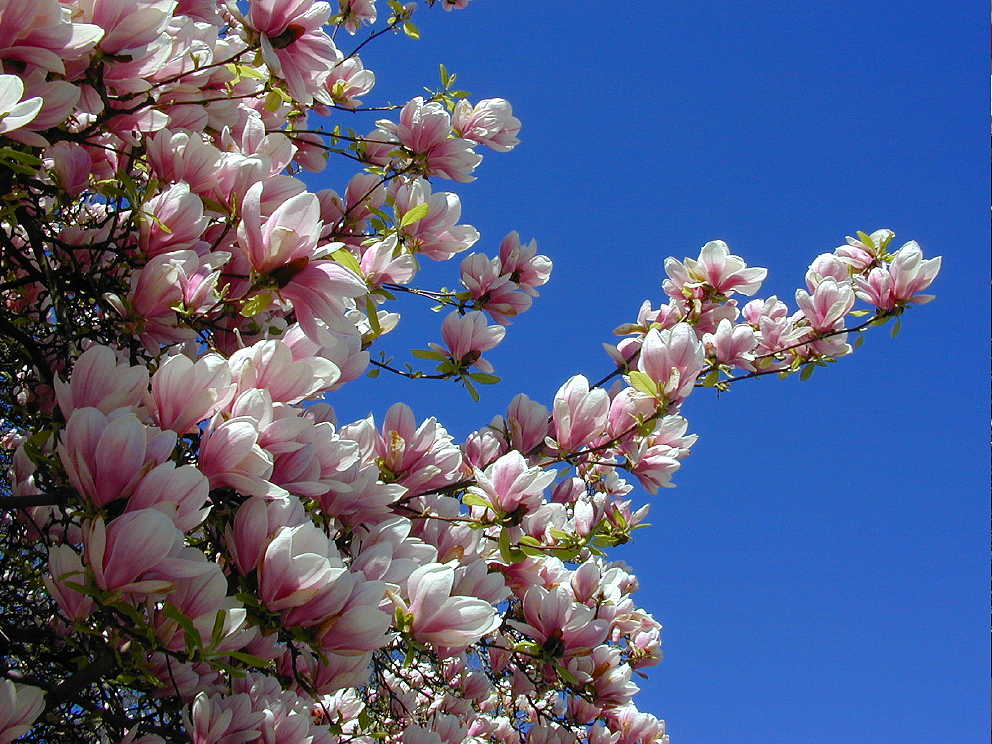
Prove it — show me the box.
[853,241,941,310]
[435,310,505,374]
[664,240,767,298]
[453,98,521,152]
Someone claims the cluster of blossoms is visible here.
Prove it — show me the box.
[0,1,940,743]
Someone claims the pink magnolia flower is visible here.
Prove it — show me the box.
[258,522,345,612]
[57,407,176,508]
[626,442,681,494]
[435,310,505,373]
[44,545,94,622]
[84,509,184,596]
[702,318,758,370]
[249,0,339,105]
[392,178,479,260]
[227,494,308,575]
[125,251,212,346]
[230,339,340,404]
[338,0,376,34]
[146,129,223,196]
[453,98,521,152]
[607,386,658,441]
[277,647,373,694]
[321,53,374,107]
[835,229,894,271]
[79,0,175,55]
[462,425,509,470]
[565,645,639,709]
[795,277,855,333]
[14,69,79,139]
[198,413,276,497]
[402,563,501,648]
[298,575,391,653]
[282,322,369,390]
[365,402,464,496]
[361,235,417,287]
[607,705,668,744]
[238,181,323,274]
[636,323,706,402]
[279,259,367,340]
[552,375,610,451]
[505,393,549,454]
[150,353,236,434]
[139,184,208,257]
[467,451,555,517]
[45,141,91,197]
[377,97,482,182]
[498,232,552,295]
[664,240,767,297]
[124,461,211,533]
[0,0,103,75]
[54,344,148,417]
[0,680,44,744]
[804,252,850,290]
[507,585,609,657]
[459,253,532,324]
[184,691,264,744]
[854,241,941,310]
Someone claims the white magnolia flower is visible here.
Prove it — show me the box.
[0,75,42,135]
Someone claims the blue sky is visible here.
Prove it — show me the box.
[318,2,988,741]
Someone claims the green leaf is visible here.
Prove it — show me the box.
[461,491,491,509]
[399,202,429,228]
[701,369,720,387]
[209,609,228,648]
[366,367,381,378]
[365,296,382,335]
[468,372,500,385]
[498,528,525,563]
[162,603,202,650]
[890,319,902,338]
[627,370,658,396]
[799,364,815,381]
[557,665,580,685]
[856,231,876,251]
[402,20,420,39]
[227,651,270,668]
[0,148,42,166]
[853,334,865,349]
[411,348,447,361]
[514,640,542,656]
[240,292,272,317]
[264,90,283,112]
[330,247,363,275]
[849,309,871,317]
[439,63,455,88]
[237,65,267,81]
[463,377,480,402]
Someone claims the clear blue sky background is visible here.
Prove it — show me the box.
[316,2,989,741]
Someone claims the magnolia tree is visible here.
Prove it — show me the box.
[0,1,942,743]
